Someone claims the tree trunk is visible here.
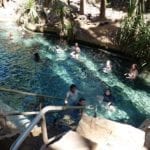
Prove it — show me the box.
[80,0,86,15]
[67,0,70,6]
[100,0,106,19]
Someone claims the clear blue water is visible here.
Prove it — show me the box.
[0,22,150,127]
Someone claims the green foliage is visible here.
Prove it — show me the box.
[128,0,145,17]
[24,0,36,11]
[116,16,150,61]
[24,0,38,23]
[51,0,71,30]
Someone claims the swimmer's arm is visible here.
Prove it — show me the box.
[126,73,136,79]
[124,73,128,76]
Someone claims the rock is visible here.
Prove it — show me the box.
[76,114,145,150]
[140,119,150,149]
[42,130,97,150]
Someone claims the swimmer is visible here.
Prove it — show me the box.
[55,45,63,53]
[103,60,112,73]
[70,43,81,59]
[124,64,138,80]
[64,84,79,105]
[97,89,115,108]
[73,98,86,116]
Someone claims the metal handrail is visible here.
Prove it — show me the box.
[0,87,64,100]
[10,105,84,150]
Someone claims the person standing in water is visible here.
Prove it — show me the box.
[71,98,86,119]
[64,84,79,105]
[124,64,138,80]
[70,43,81,59]
[103,60,112,73]
[97,89,115,110]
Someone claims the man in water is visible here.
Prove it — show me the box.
[124,64,138,80]
[71,98,86,119]
[70,43,81,59]
[64,84,79,105]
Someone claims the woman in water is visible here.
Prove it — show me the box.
[70,43,81,59]
[97,89,115,109]
[64,84,79,105]
[124,64,138,80]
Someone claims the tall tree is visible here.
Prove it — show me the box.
[80,0,86,15]
[100,0,106,20]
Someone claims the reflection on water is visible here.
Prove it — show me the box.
[0,22,150,127]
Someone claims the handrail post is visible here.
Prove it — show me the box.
[41,115,49,144]
[10,106,84,150]
[10,113,42,150]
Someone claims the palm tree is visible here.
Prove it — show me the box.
[100,0,106,20]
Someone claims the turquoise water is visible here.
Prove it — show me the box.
[0,22,150,127]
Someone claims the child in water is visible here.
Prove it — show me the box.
[70,43,81,59]
[103,60,112,73]
[124,64,138,80]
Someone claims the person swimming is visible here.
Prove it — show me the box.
[64,84,79,105]
[103,60,112,73]
[70,43,81,59]
[33,52,40,62]
[97,88,115,108]
[124,64,138,80]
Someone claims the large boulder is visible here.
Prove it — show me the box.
[76,114,146,150]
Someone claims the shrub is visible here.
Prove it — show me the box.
[116,15,150,61]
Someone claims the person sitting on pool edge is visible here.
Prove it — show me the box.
[124,64,138,80]
[97,88,115,107]
[70,42,81,59]
[64,84,79,105]
[103,60,112,73]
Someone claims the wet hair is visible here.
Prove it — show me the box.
[70,84,77,90]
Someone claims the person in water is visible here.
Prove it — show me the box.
[64,84,79,105]
[9,32,13,40]
[70,43,81,59]
[103,60,112,73]
[33,52,40,62]
[97,89,115,107]
[124,64,138,80]
[72,98,86,118]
